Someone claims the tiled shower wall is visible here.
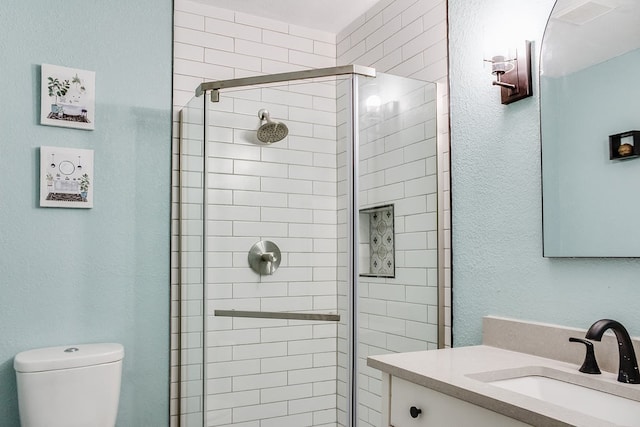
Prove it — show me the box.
[172,1,339,425]
[202,79,343,427]
[335,4,449,425]
[336,0,450,348]
[171,1,450,426]
[355,75,438,427]
[177,95,206,426]
[172,0,336,110]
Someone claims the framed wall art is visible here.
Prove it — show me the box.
[41,64,95,130]
[40,146,94,208]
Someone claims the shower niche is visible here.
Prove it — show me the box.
[359,204,395,278]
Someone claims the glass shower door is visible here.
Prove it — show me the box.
[178,94,207,427]
[354,73,438,427]
[177,69,439,427]
[201,76,351,427]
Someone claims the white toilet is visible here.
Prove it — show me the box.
[14,343,124,427]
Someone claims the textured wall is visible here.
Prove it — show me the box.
[0,1,172,426]
[449,0,640,346]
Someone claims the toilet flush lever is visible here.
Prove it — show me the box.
[64,347,79,353]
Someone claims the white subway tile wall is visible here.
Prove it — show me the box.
[174,2,341,426]
[172,1,450,426]
[336,1,448,425]
[177,96,207,427]
[202,79,342,427]
[339,74,439,427]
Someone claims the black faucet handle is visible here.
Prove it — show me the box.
[569,337,601,374]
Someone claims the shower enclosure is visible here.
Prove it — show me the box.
[176,65,440,427]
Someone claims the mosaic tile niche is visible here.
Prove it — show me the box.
[359,204,395,278]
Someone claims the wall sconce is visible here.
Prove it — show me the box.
[485,41,532,104]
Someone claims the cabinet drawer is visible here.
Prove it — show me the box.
[389,377,530,427]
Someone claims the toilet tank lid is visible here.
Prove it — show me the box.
[14,343,124,373]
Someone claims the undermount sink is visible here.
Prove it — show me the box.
[490,375,640,426]
[468,366,640,426]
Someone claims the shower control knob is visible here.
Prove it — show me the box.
[409,406,422,418]
[248,240,281,275]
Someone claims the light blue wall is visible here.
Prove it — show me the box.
[448,0,640,346]
[0,1,172,426]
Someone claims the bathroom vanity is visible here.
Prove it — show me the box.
[385,371,529,426]
[368,317,640,426]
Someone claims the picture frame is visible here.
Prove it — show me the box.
[41,64,95,130]
[40,146,94,208]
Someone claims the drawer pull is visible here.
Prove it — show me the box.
[410,406,422,418]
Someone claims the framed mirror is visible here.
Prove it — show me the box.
[540,0,640,257]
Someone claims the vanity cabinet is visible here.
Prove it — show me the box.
[387,376,530,427]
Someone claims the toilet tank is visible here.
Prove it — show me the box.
[14,343,124,427]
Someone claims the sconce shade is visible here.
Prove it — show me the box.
[496,41,533,104]
[490,56,514,75]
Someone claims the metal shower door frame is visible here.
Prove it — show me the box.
[195,64,376,102]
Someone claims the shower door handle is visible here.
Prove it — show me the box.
[214,310,340,322]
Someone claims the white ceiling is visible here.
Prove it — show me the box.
[542,0,640,76]
[193,0,381,33]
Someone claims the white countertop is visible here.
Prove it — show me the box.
[368,345,640,427]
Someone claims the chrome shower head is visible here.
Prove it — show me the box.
[257,109,288,144]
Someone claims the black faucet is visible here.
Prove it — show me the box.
[585,319,640,384]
